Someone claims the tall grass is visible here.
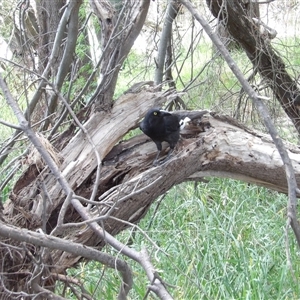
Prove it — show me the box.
[61,178,299,299]
[130,179,299,299]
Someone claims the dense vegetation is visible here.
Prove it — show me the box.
[58,179,299,299]
[1,1,300,299]
[49,39,300,299]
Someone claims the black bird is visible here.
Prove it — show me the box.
[139,108,190,165]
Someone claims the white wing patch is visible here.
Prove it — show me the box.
[179,117,191,130]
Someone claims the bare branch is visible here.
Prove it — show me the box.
[0,118,21,130]
[0,221,133,298]
[181,0,300,246]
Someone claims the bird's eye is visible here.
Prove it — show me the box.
[153,111,158,116]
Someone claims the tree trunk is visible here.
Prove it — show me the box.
[154,0,181,86]
[90,0,151,111]
[35,0,67,73]
[206,0,300,133]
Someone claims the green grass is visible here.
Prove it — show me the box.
[130,179,297,299]
[2,18,300,300]
[0,95,17,143]
[61,178,299,299]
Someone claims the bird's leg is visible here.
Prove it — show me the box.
[153,141,163,166]
[158,148,174,165]
[153,150,161,166]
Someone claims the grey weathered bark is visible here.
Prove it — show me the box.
[154,0,181,86]
[215,0,260,50]
[206,0,300,133]
[90,0,151,110]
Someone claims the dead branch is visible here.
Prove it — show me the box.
[0,222,132,299]
[206,0,300,133]
[154,0,181,86]
[181,0,300,247]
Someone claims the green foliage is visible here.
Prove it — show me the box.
[62,179,299,299]
[0,99,15,143]
[114,50,155,98]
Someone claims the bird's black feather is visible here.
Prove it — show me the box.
[139,108,186,165]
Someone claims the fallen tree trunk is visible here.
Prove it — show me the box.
[2,89,300,280]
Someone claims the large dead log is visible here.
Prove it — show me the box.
[3,89,300,278]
